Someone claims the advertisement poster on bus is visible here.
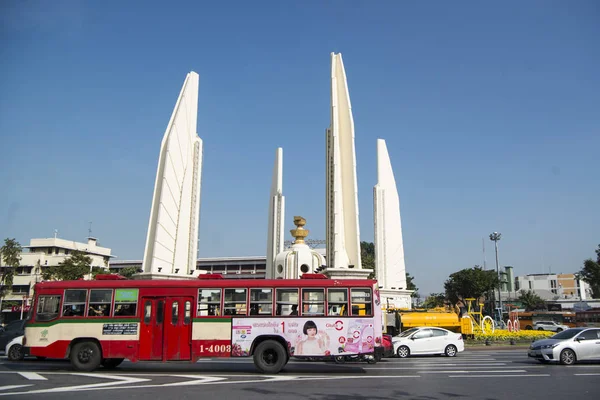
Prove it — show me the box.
[231,318,377,357]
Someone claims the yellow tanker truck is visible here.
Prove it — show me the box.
[383,307,473,336]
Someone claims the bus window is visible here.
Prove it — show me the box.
[327,288,348,316]
[36,295,60,321]
[156,300,164,324]
[198,289,221,316]
[87,289,112,317]
[351,288,372,316]
[224,288,247,316]
[144,301,151,324]
[171,301,179,325]
[302,288,325,316]
[184,301,191,325]
[114,289,138,316]
[250,288,273,315]
[63,289,87,317]
[276,288,298,316]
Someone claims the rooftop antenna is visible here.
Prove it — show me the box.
[88,221,92,238]
[54,229,59,239]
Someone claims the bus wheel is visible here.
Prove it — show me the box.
[101,358,125,369]
[71,341,102,372]
[253,340,287,374]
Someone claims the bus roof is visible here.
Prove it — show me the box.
[33,276,377,290]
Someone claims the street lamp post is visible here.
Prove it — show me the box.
[489,232,502,321]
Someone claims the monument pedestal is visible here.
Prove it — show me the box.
[132,271,208,280]
[379,289,413,309]
[324,268,373,280]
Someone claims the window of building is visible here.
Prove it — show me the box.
[276,288,298,315]
[250,288,272,315]
[198,288,221,316]
[528,281,533,289]
[63,289,87,317]
[36,295,60,321]
[327,288,348,316]
[113,289,138,316]
[350,288,372,316]
[224,288,247,315]
[302,288,325,315]
[87,289,112,317]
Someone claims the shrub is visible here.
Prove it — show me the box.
[472,330,554,342]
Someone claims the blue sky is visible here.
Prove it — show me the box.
[1,1,598,295]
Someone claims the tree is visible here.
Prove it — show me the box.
[518,290,546,311]
[360,241,375,279]
[0,238,22,295]
[119,266,141,279]
[423,293,446,309]
[580,244,600,298]
[406,273,418,298]
[42,251,93,281]
[444,266,499,305]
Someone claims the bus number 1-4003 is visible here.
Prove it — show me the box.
[200,344,231,353]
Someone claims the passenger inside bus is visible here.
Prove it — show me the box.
[289,305,298,315]
[115,304,137,316]
[88,304,109,317]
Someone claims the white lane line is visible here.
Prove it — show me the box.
[0,386,33,391]
[17,372,47,381]
[418,370,527,374]
[448,374,550,378]
[574,373,600,376]
[368,364,507,369]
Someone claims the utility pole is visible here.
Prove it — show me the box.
[489,232,503,321]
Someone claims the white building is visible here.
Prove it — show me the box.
[513,272,592,301]
[0,237,112,322]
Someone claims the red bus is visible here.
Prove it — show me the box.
[23,273,383,373]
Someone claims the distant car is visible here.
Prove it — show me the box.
[0,320,25,356]
[381,334,394,358]
[392,327,464,358]
[534,321,570,332]
[5,335,24,361]
[528,327,600,365]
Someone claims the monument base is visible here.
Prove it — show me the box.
[324,268,373,280]
[132,270,208,280]
[379,288,413,310]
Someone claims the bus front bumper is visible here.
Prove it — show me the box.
[22,347,31,357]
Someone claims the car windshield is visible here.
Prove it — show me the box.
[552,328,584,340]
[398,328,419,338]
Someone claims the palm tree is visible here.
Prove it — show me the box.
[518,290,546,311]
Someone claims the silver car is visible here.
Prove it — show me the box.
[528,327,600,365]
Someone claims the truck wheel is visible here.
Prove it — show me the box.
[70,341,102,372]
[253,340,287,374]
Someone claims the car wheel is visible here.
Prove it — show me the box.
[560,349,576,366]
[525,325,533,330]
[556,328,563,333]
[537,327,544,331]
[396,346,410,358]
[8,343,24,361]
[334,355,346,364]
[445,345,458,357]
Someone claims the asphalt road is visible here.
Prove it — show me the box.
[0,350,598,399]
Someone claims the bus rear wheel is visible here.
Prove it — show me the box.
[70,341,102,372]
[253,340,287,374]
[101,358,125,369]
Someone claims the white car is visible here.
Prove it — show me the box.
[4,335,24,361]
[393,327,464,358]
[528,328,600,365]
[533,321,569,332]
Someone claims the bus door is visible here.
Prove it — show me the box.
[140,297,165,360]
[164,297,193,361]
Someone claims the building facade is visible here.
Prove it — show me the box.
[0,237,112,323]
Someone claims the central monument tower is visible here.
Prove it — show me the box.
[325,53,371,279]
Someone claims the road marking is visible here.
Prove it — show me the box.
[17,372,47,381]
[574,373,600,376]
[448,374,550,378]
[368,363,507,369]
[418,370,527,374]
[0,374,150,396]
[0,386,33,391]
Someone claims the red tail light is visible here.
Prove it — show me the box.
[457,334,463,340]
